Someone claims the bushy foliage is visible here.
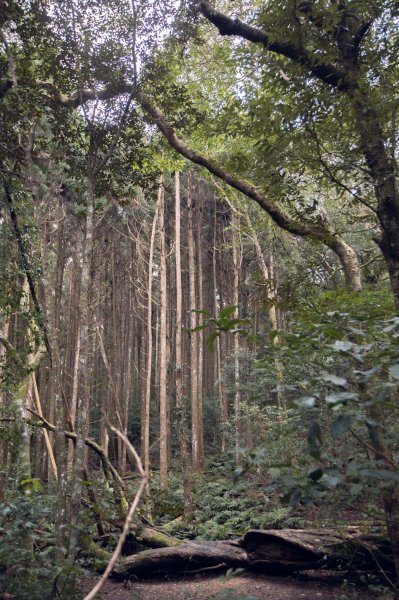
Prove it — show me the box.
[0,493,80,599]
[151,462,295,541]
[254,290,399,515]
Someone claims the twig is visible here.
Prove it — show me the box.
[25,407,125,489]
[83,427,147,600]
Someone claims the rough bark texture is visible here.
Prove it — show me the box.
[159,179,169,491]
[68,174,95,561]
[113,528,394,579]
[114,540,248,577]
[141,201,158,474]
[174,171,194,515]
[187,173,202,472]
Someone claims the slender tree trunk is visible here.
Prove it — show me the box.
[187,174,202,472]
[196,193,205,466]
[121,314,132,477]
[328,237,362,293]
[68,173,95,562]
[240,208,287,411]
[159,177,169,491]
[14,278,35,483]
[0,317,10,496]
[175,171,193,515]
[231,213,241,466]
[141,199,158,476]
[213,202,227,452]
[64,254,81,471]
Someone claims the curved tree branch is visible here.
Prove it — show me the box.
[198,1,351,90]
[136,92,361,291]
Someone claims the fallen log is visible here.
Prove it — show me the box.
[132,525,182,548]
[243,529,393,573]
[113,539,248,577]
[113,528,394,579]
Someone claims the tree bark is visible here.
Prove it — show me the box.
[28,409,128,516]
[213,200,227,452]
[187,173,203,472]
[174,171,194,515]
[159,177,169,491]
[196,191,205,467]
[68,173,95,562]
[141,201,158,475]
[113,527,394,578]
[231,212,241,466]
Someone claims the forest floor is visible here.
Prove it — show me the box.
[82,571,394,600]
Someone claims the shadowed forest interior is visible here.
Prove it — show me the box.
[0,1,399,599]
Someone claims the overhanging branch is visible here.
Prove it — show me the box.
[198,1,351,90]
[136,92,362,291]
[137,92,329,241]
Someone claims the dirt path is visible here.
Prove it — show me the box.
[82,571,393,600]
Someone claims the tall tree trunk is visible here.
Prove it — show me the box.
[159,178,169,492]
[141,199,158,476]
[187,174,202,472]
[213,201,227,452]
[68,173,95,562]
[0,318,9,498]
[121,302,132,477]
[231,213,241,466]
[196,191,205,466]
[175,171,193,515]
[64,254,81,472]
[14,278,35,484]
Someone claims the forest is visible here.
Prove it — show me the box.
[0,1,399,599]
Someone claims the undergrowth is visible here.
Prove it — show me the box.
[150,461,305,541]
[0,493,80,599]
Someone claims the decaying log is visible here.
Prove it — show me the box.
[242,529,393,573]
[113,528,394,579]
[113,540,248,577]
[132,525,182,548]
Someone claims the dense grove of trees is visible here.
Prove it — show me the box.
[0,1,398,598]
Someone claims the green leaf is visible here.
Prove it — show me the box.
[332,413,353,437]
[354,366,381,382]
[308,467,323,481]
[389,364,399,381]
[331,340,352,352]
[294,396,316,408]
[233,467,244,481]
[383,318,399,333]
[320,374,347,387]
[326,392,357,405]
[206,331,219,351]
[190,324,207,333]
[350,483,363,496]
[289,488,302,507]
[219,305,238,319]
[307,421,322,460]
[360,469,399,483]
[324,475,341,488]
